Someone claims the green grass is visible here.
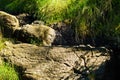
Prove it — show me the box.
[0,37,19,80]
[0,37,5,51]
[0,62,19,80]
[0,0,77,23]
[0,0,120,46]
[0,36,17,51]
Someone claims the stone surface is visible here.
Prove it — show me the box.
[0,11,19,37]
[14,24,56,46]
[0,11,55,46]
[16,13,34,26]
[0,42,110,80]
[50,21,75,45]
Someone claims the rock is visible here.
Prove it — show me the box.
[0,43,110,80]
[0,11,19,37]
[16,13,34,26]
[14,24,56,46]
[32,20,45,25]
[53,31,67,45]
[50,21,75,45]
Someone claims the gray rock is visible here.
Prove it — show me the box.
[0,43,110,80]
[51,22,75,45]
[14,24,56,46]
[16,13,33,26]
[32,20,45,25]
[0,11,19,37]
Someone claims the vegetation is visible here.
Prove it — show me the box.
[0,37,19,80]
[0,0,120,79]
[0,36,5,51]
[0,0,120,47]
[27,36,42,46]
[0,36,15,51]
[0,62,19,80]
[0,0,120,45]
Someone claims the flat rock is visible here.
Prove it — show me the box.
[0,42,110,80]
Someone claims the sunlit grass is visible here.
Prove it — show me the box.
[0,0,75,23]
[36,0,73,23]
[0,62,19,80]
[45,0,71,12]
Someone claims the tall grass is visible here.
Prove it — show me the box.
[0,0,74,23]
[0,0,120,46]
[68,0,120,46]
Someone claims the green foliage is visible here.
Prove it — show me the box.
[0,0,120,46]
[27,37,42,46]
[0,62,19,80]
[0,0,73,23]
[0,37,5,51]
[0,0,13,11]
[70,0,120,46]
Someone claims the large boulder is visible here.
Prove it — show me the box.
[14,23,56,46]
[0,11,55,46]
[0,11,19,37]
[0,42,110,80]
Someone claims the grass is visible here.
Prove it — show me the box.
[0,0,120,46]
[0,35,19,80]
[0,37,5,51]
[0,0,76,24]
[0,62,19,80]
